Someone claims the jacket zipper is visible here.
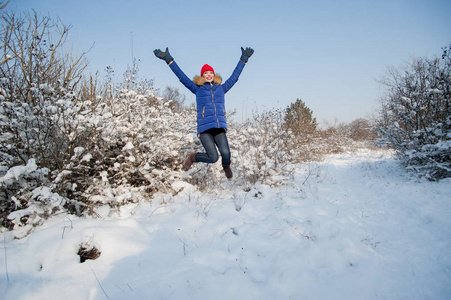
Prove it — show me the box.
[210,82,220,127]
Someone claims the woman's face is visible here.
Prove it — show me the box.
[203,71,214,82]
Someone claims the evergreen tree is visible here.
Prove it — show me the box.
[284,98,318,144]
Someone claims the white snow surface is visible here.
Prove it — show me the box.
[1,149,450,300]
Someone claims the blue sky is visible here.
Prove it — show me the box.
[7,0,451,124]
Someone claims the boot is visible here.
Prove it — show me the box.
[222,163,233,179]
[182,152,197,171]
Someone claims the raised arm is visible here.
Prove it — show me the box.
[222,47,254,93]
[154,47,197,94]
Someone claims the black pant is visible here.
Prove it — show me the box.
[196,128,231,165]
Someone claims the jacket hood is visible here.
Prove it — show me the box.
[193,74,222,86]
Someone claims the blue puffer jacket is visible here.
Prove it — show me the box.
[169,60,245,134]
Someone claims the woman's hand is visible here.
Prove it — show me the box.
[240,47,254,63]
[154,47,173,64]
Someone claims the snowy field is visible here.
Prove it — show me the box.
[1,149,450,300]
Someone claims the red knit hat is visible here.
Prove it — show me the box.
[201,64,215,76]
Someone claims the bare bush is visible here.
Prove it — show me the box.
[316,118,377,155]
[348,118,376,141]
[1,11,90,103]
[316,121,352,155]
[161,85,186,113]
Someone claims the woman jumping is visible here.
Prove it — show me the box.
[154,47,254,179]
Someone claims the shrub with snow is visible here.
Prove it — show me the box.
[376,45,451,180]
[229,109,297,187]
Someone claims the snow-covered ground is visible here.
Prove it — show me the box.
[1,149,450,300]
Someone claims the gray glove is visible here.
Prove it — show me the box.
[240,47,254,63]
[154,47,173,64]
